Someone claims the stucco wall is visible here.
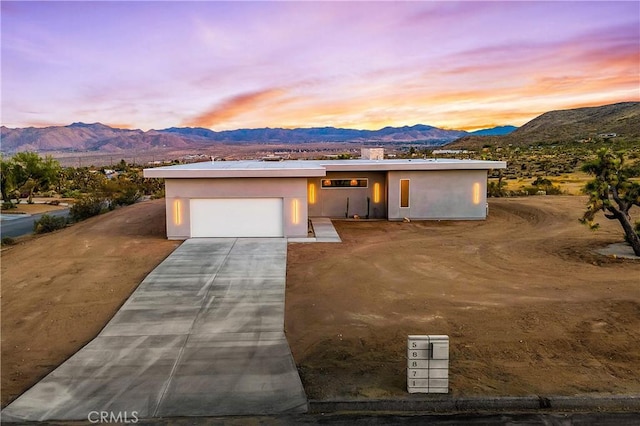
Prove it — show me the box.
[307,171,387,218]
[164,178,308,239]
[387,170,488,220]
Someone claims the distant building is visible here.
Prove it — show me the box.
[432,149,470,155]
[598,133,617,139]
[361,147,384,160]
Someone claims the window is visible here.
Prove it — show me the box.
[321,178,368,188]
[400,179,410,208]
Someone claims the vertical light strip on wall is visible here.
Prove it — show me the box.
[173,199,182,225]
[400,179,410,208]
[373,182,381,203]
[308,183,316,204]
[292,199,300,224]
[472,182,481,205]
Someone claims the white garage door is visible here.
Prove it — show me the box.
[190,198,283,238]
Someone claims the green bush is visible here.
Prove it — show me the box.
[70,195,105,222]
[34,214,67,234]
[62,189,82,199]
[1,236,16,246]
[2,201,16,210]
[111,180,141,207]
[151,187,165,199]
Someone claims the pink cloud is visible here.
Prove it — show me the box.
[184,88,287,128]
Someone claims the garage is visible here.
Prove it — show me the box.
[190,198,283,238]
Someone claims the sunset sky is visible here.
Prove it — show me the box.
[1,1,638,132]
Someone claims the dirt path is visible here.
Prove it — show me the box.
[1,199,179,407]
[2,196,638,408]
[285,196,640,399]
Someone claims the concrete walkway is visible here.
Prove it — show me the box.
[310,218,342,242]
[2,238,307,421]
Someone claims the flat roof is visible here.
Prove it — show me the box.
[144,158,507,179]
[144,160,327,178]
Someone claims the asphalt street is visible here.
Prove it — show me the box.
[0,209,70,239]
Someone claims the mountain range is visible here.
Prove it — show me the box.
[3,101,637,154]
[0,122,510,154]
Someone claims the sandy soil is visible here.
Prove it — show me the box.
[1,199,179,407]
[1,196,638,408]
[285,196,640,399]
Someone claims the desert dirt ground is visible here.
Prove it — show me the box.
[285,196,640,399]
[1,199,179,407]
[1,196,639,408]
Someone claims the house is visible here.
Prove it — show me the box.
[144,157,507,239]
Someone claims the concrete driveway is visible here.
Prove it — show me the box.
[2,238,307,421]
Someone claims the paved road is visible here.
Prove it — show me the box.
[4,411,639,425]
[0,209,70,239]
[138,412,640,425]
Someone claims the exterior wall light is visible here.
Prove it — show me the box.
[308,183,316,204]
[173,199,182,226]
[292,199,300,225]
[373,182,381,203]
[472,182,481,205]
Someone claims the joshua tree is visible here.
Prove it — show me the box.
[581,148,640,256]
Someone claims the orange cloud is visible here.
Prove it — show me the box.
[104,122,134,129]
[184,88,286,128]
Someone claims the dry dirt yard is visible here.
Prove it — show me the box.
[285,196,640,399]
[1,199,179,407]
[1,196,638,408]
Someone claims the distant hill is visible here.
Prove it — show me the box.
[469,125,517,136]
[447,102,640,149]
[0,123,468,154]
[160,123,467,144]
[0,123,211,153]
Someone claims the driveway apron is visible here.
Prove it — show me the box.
[2,238,308,421]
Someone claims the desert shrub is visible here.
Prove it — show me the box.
[545,185,564,195]
[34,214,67,234]
[70,195,105,222]
[61,189,82,199]
[2,201,16,210]
[151,187,165,199]
[111,180,141,207]
[531,176,563,195]
[1,236,16,246]
[100,179,141,209]
[487,181,506,197]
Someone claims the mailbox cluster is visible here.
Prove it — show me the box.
[407,335,449,393]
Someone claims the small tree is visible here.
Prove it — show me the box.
[0,156,16,202]
[581,148,640,256]
[10,152,61,203]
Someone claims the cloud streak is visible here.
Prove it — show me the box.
[184,88,288,128]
